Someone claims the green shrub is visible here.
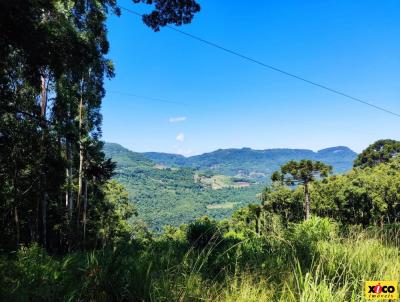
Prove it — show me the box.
[1,220,398,302]
[187,217,222,249]
[13,244,63,301]
[288,217,338,267]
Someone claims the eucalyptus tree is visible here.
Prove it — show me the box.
[272,160,332,220]
[0,0,201,252]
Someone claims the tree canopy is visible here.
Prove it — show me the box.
[263,155,400,226]
[271,160,332,185]
[0,0,200,253]
[354,139,400,168]
[271,160,332,220]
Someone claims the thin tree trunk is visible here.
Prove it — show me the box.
[12,159,20,248]
[35,199,40,242]
[40,74,48,249]
[40,75,47,117]
[76,92,84,228]
[65,137,69,209]
[14,207,20,248]
[304,183,310,220]
[65,96,74,218]
[42,192,47,248]
[83,178,88,246]
[66,138,73,217]
[65,167,69,208]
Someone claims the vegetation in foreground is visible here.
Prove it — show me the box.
[2,150,400,301]
[0,140,400,302]
[1,217,399,301]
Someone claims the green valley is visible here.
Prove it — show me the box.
[104,143,262,230]
[104,143,357,230]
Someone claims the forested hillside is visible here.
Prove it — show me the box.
[143,146,357,180]
[104,143,261,229]
[104,143,357,229]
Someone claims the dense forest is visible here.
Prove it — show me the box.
[1,1,399,301]
[0,0,200,253]
[104,142,358,230]
[105,142,267,229]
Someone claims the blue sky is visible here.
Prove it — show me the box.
[102,0,400,155]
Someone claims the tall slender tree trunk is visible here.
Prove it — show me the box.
[14,207,20,248]
[12,160,20,248]
[304,183,310,220]
[83,178,88,246]
[40,76,47,116]
[42,193,48,248]
[40,74,48,248]
[35,201,39,242]
[65,99,74,219]
[65,167,69,208]
[66,138,73,217]
[76,88,84,230]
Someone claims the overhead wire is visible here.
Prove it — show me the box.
[117,5,400,118]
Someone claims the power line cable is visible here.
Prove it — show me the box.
[118,5,400,118]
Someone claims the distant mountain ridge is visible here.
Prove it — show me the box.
[143,146,357,180]
[103,142,262,229]
[103,143,357,229]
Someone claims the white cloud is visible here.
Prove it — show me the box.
[169,116,187,123]
[176,132,185,142]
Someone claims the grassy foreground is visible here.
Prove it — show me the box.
[1,218,399,301]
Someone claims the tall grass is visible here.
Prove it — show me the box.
[1,219,399,301]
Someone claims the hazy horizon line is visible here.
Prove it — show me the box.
[105,141,358,157]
